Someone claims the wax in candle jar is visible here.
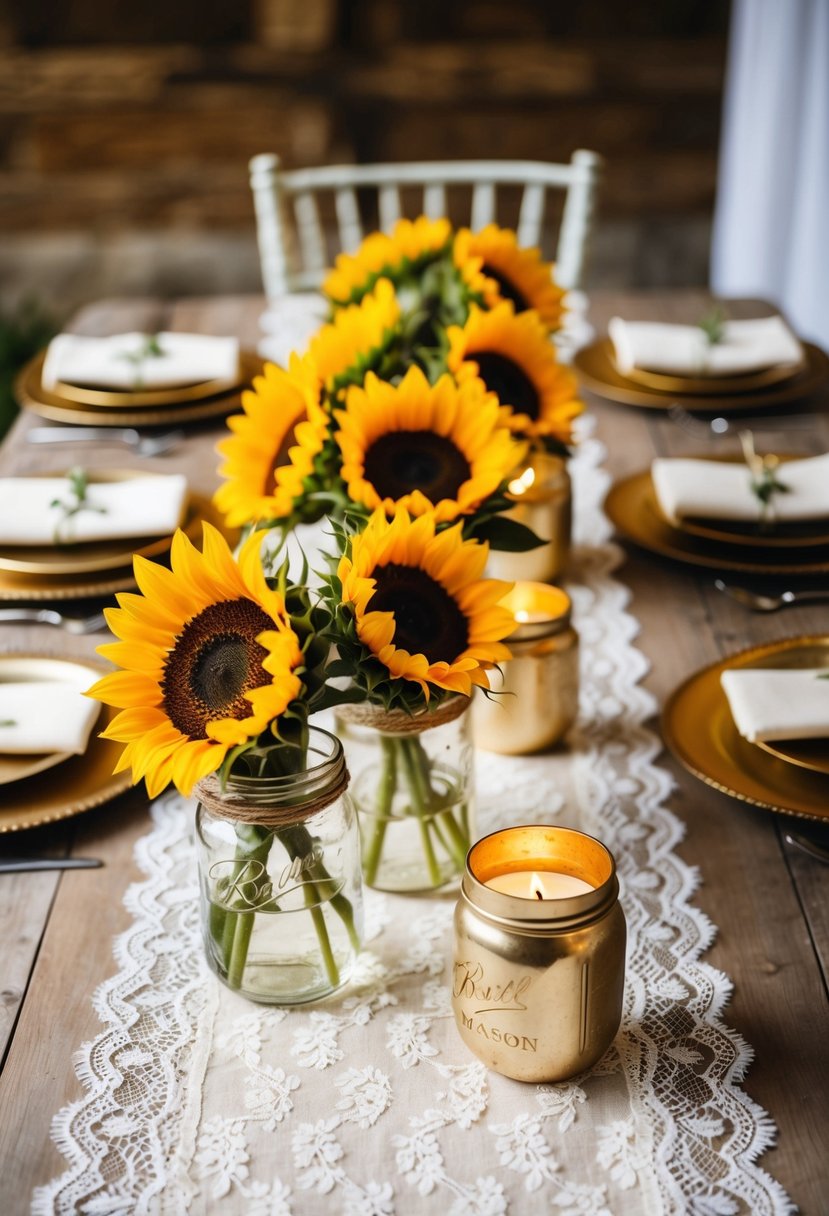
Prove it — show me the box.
[485,869,594,900]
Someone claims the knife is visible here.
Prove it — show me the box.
[0,857,103,874]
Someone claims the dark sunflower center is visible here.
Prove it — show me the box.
[363,431,471,503]
[481,264,528,312]
[472,352,540,420]
[370,562,469,664]
[162,598,274,740]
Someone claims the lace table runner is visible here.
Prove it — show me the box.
[34,431,793,1216]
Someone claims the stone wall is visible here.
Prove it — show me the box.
[0,0,729,320]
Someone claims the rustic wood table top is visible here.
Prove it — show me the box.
[0,292,826,1214]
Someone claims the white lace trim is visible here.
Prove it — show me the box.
[33,426,795,1216]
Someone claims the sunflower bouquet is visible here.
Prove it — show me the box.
[85,523,366,1001]
[317,506,514,890]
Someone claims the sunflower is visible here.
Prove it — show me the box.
[454,224,566,332]
[323,217,452,306]
[86,524,303,797]
[446,302,583,444]
[338,507,514,699]
[335,366,524,523]
[308,278,401,394]
[214,353,328,528]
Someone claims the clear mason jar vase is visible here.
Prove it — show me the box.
[194,727,363,1006]
[335,698,475,894]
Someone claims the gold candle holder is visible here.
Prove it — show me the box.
[452,825,626,1083]
[486,451,571,584]
[473,581,578,755]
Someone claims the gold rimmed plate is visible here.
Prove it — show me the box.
[16,350,264,428]
[0,471,198,575]
[662,636,829,822]
[574,338,829,412]
[621,357,804,395]
[0,492,237,601]
[678,512,829,550]
[0,653,132,832]
[605,468,829,576]
[0,749,71,787]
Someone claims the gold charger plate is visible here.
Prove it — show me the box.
[16,350,263,428]
[662,635,829,822]
[605,468,829,575]
[622,358,804,395]
[0,492,236,601]
[678,512,829,550]
[0,749,71,786]
[574,338,829,412]
[0,471,199,575]
[0,653,131,832]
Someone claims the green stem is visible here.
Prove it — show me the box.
[226,909,255,989]
[304,884,340,987]
[400,740,442,886]
[362,736,397,886]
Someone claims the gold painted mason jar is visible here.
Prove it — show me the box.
[486,451,572,585]
[452,825,626,1082]
[473,582,579,755]
[194,727,363,1005]
[335,697,475,893]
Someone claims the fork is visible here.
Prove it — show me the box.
[667,403,816,438]
[26,426,184,457]
[713,579,829,612]
[0,607,108,634]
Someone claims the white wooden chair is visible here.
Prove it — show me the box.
[249,152,601,301]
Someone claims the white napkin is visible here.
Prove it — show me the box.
[0,474,188,545]
[42,332,240,391]
[721,668,829,741]
[609,315,803,376]
[0,681,100,755]
[651,453,829,524]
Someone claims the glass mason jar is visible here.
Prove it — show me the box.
[335,698,475,894]
[486,451,572,584]
[194,727,363,1005]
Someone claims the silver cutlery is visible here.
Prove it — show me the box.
[784,832,829,866]
[668,402,815,438]
[0,607,108,634]
[26,426,184,457]
[713,580,829,613]
[0,857,103,874]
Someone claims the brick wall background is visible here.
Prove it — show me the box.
[0,0,730,322]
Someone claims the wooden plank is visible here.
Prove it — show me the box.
[587,291,829,1213]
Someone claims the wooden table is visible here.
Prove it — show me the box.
[0,293,827,1214]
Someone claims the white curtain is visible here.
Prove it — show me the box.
[711,0,829,347]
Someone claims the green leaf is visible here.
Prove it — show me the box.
[470,516,545,552]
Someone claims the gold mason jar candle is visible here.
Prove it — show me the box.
[485,451,571,584]
[473,581,579,755]
[452,825,626,1083]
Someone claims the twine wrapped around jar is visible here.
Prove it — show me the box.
[335,694,469,736]
[195,754,350,827]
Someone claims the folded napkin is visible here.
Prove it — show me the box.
[609,315,803,377]
[651,453,829,524]
[0,473,188,545]
[0,681,100,755]
[721,668,829,742]
[42,332,240,391]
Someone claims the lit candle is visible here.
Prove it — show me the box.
[485,869,595,900]
[452,826,626,1084]
[487,452,571,583]
[472,581,579,755]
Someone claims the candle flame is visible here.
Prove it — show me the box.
[507,466,536,496]
[515,609,531,623]
[530,872,546,900]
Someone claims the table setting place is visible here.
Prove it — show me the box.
[2,223,824,1216]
